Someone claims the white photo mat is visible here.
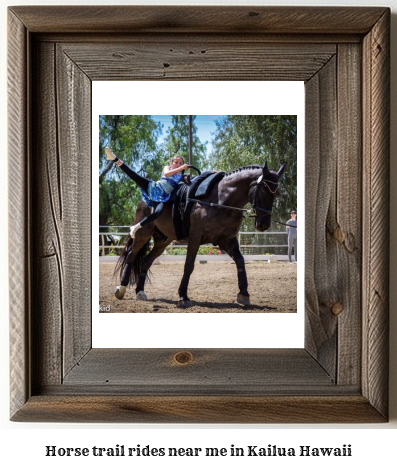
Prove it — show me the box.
[92,81,304,348]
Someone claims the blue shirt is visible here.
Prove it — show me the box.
[141,172,182,207]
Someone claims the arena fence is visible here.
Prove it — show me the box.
[99,226,290,258]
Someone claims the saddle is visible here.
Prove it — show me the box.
[172,171,225,240]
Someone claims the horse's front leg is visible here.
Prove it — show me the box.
[177,241,200,308]
[222,237,250,306]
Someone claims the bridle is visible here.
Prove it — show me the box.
[249,174,280,217]
[186,169,296,228]
[249,176,297,227]
[187,174,279,218]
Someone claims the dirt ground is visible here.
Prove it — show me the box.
[99,260,297,313]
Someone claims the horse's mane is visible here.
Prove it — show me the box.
[224,165,262,177]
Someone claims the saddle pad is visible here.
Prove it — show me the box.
[171,171,226,240]
[194,171,225,198]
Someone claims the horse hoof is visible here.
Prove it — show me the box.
[237,294,250,306]
[177,297,192,308]
[136,290,148,301]
[115,285,126,300]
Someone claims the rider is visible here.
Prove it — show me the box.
[105,148,188,238]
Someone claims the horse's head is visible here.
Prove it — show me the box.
[252,162,286,232]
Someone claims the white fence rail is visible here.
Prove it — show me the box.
[99,226,289,257]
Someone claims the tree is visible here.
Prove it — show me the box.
[98,115,209,242]
[209,115,297,232]
[99,115,164,245]
[162,115,208,169]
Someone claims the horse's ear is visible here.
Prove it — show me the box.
[277,164,286,177]
[262,161,270,176]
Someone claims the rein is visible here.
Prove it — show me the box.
[186,177,297,228]
[187,198,255,215]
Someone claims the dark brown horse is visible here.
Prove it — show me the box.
[114,162,285,307]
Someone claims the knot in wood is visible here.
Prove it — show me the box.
[331,302,344,316]
[174,351,194,365]
[333,225,344,244]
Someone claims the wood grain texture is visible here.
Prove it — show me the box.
[31,41,92,388]
[11,396,385,424]
[8,10,30,419]
[55,44,92,377]
[62,349,333,392]
[304,57,338,377]
[362,9,390,419]
[8,6,390,423]
[9,6,387,34]
[32,42,63,388]
[60,42,335,82]
[335,44,362,386]
[305,43,363,385]
[34,33,363,45]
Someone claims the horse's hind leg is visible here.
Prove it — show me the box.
[220,237,250,306]
[115,233,151,300]
[134,236,171,300]
[115,258,134,299]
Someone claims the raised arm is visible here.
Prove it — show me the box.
[163,163,189,178]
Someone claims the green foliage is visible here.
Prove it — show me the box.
[99,115,162,176]
[99,115,164,227]
[165,247,187,256]
[162,115,208,169]
[99,115,208,229]
[209,115,297,231]
[165,245,222,256]
[98,115,297,236]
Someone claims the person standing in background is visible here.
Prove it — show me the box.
[286,210,297,263]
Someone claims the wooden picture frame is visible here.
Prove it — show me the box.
[8,6,390,423]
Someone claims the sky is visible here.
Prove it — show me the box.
[151,115,225,155]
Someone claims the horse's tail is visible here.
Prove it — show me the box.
[114,200,152,286]
[114,235,151,287]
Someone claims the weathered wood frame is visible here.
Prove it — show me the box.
[8,6,390,423]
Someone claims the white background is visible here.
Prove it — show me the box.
[93,81,305,348]
[1,0,396,470]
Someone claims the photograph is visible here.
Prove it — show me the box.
[98,114,298,314]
